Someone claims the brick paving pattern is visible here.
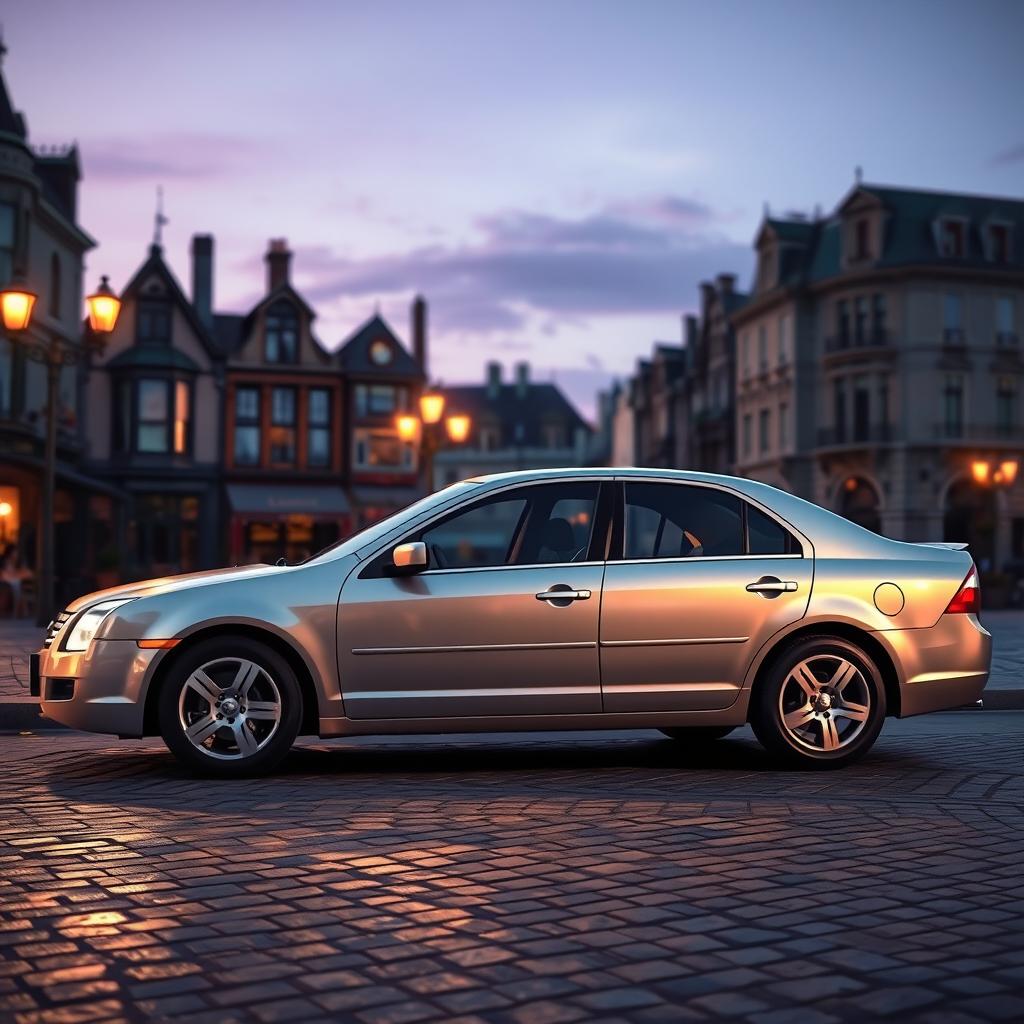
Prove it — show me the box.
[1,717,1024,1022]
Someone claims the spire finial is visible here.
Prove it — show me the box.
[0,25,7,65]
[855,165,863,185]
[152,185,169,249]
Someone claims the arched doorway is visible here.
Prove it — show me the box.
[838,476,882,533]
[943,478,997,570]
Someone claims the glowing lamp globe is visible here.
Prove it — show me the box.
[86,276,121,334]
[419,392,445,425]
[0,285,37,331]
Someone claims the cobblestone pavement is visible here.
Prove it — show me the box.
[2,610,1023,700]
[2,714,1024,1023]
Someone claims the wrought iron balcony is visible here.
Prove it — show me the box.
[824,329,890,357]
[816,424,894,447]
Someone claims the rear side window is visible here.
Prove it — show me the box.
[624,483,744,558]
[747,504,799,555]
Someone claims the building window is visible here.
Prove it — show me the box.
[137,378,170,453]
[938,218,966,258]
[872,293,887,340]
[997,377,1016,437]
[777,314,790,365]
[173,380,190,454]
[758,408,770,454]
[779,402,788,449]
[265,301,298,363]
[741,333,751,379]
[853,374,870,442]
[997,296,1016,344]
[234,386,261,465]
[758,326,768,372]
[879,377,890,432]
[834,378,847,443]
[742,413,752,456]
[943,375,964,438]
[479,424,500,452]
[269,386,297,464]
[308,388,331,468]
[988,223,1011,263]
[853,218,870,260]
[137,300,171,346]
[353,427,415,471]
[854,297,868,344]
[944,293,963,344]
[542,423,564,449]
[354,383,404,417]
[49,253,61,319]
[837,300,850,344]
[0,202,15,285]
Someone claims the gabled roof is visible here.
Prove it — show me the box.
[335,314,424,379]
[120,244,220,359]
[442,379,590,448]
[0,52,27,141]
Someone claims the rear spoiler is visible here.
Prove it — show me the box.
[913,542,969,552]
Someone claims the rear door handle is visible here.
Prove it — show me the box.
[536,588,592,602]
[746,577,798,594]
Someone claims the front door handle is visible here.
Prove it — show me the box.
[536,587,592,602]
[746,577,798,595]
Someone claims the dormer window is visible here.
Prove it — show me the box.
[938,218,967,258]
[137,299,171,346]
[854,218,870,260]
[265,301,298,363]
[988,223,1011,263]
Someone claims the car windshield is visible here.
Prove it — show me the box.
[300,480,481,564]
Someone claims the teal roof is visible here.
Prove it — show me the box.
[106,346,200,373]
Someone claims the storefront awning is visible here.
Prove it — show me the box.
[227,484,351,516]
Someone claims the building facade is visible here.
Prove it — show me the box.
[432,362,591,489]
[0,46,117,611]
[733,183,1024,571]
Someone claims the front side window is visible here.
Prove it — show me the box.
[308,387,331,467]
[137,378,169,452]
[624,483,744,559]
[265,301,298,363]
[270,386,296,464]
[137,300,171,346]
[234,386,261,465]
[417,482,599,570]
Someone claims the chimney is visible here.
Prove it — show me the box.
[515,361,530,399]
[486,361,502,400]
[190,234,214,329]
[699,281,715,313]
[411,295,427,374]
[716,272,736,295]
[265,238,291,292]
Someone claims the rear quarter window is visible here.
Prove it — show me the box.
[747,503,800,555]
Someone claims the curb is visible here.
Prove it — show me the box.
[2,692,1024,733]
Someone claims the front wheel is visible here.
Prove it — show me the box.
[750,636,886,768]
[158,636,302,776]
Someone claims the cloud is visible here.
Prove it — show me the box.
[83,133,264,182]
[991,143,1024,167]
[295,195,751,336]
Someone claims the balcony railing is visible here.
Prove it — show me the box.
[942,327,967,347]
[824,329,889,354]
[932,422,1024,442]
[817,424,894,447]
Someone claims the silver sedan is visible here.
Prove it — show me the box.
[35,468,991,775]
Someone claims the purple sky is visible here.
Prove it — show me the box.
[6,0,1024,416]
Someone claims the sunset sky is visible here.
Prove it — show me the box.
[6,0,1023,415]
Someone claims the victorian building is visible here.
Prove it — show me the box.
[0,43,115,610]
[733,182,1024,570]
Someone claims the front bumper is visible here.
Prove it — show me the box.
[880,613,992,718]
[37,639,159,737]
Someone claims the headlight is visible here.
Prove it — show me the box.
[62,598,137,652]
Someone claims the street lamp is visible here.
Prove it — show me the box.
[0,274,121,625]
[0,500,11,545]
[971,457,1019,489]
[397,392,472,494]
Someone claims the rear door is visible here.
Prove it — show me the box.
[599,479,811,712]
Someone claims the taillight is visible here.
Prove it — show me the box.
[944,565,981,614]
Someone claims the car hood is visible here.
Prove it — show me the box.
[65,563,283,613]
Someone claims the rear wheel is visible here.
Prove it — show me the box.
[158,637,302,776]
[659,726,736,742]
[751,635,886,768]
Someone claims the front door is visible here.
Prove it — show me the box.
[600,480,811,712]
[337,480,608,719]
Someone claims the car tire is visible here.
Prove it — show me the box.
[750,635,886,768]
[158,636,303,777]
[659,727,736,742]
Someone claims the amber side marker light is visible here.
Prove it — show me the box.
[136,639,181,650]
[944,567,981,615]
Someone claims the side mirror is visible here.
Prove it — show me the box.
[392,541,428,574]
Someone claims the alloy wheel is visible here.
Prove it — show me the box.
[177,657,282,760]
[777,654,871,753]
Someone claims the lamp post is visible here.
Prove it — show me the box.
[0,275,121,625]
[396,390,471,494]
